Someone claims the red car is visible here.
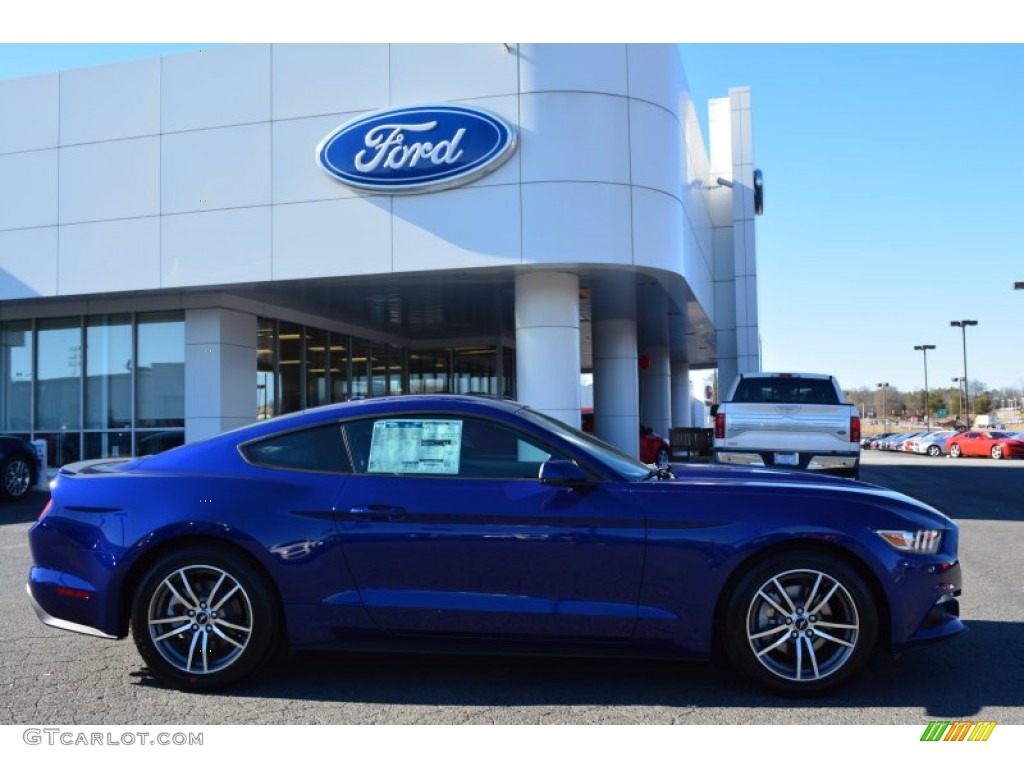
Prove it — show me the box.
[581,409,671,466]
[945,430,1024,460]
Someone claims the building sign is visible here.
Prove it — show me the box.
[316,105,517,193]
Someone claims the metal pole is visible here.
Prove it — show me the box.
[914,345,935,430]
[950,321,977,427]
[876,382,889,433]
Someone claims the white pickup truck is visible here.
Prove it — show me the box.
[712,372,861,479]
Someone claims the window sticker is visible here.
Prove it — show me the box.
[367,419,462,475]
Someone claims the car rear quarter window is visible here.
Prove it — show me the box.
[244,423,352,473]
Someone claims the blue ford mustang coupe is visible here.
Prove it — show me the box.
[27,395,963,694]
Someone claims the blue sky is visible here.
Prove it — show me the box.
[2,40,1022,394]
[679,44,1024,394]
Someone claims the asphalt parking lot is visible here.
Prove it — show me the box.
[2,450,1022,726]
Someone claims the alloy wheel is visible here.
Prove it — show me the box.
[744,568,861,684]
[144,564,254,676]
[2,458,31,499]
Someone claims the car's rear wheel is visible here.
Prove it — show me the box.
[1,455,33,500]
[131,547,279,690]
[927,445,941,457]
[991,445,1003,460]
[950,444,962,458]
[723,552,877,694]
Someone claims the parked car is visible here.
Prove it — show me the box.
[894,432,929,453]
[581,409,671,466]
[27,395,964,695]
[712,372,860,478]
[639,425,671,466]
[911,431,957,457]
[864,432,896,450]
[946,430,1024,460]
[1,435,40,501]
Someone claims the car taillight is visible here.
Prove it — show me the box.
[39,500,52,520]
[850,416,861,444]
[715,412,725,439]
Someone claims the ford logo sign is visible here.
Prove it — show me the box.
[316,105,517,194]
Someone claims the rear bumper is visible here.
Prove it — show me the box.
[714,449,859,475]
[25,582,119,640]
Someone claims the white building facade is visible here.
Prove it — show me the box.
[0,43,760,464]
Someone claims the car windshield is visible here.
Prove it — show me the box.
[517,407,654,481]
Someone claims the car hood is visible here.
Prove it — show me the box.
[657,461,954,527]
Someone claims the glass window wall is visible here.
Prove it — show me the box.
[137,312,185,429]
[1,321,33,435]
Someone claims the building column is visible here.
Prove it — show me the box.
[640,345,671,436]
[515,272,581,428]
[185,307,257,443]
[592,279,639,458]
[672,360,692,427]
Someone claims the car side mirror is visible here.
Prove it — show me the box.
[538,459,591,487]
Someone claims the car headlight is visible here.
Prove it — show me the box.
[875,529,943,554]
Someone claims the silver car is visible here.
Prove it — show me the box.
[911,430,957,457]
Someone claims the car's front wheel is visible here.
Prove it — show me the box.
[723,552,877,694]
[131,547,280,691]
[927,445,942,457]
[1,455,33,500]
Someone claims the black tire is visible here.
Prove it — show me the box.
[656,447,670,467]
[722,552,878,695]
[131,547,280,691]
[950,444,962,458]
[1,454,34,500]
[927,445,941,457]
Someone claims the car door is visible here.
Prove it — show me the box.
[962,431,985,456]
[333,413,646,640]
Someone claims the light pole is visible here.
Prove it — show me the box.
[951,376,965,424]
[914,344,935,430]
[876,382,889,432]
[950,320,978,427]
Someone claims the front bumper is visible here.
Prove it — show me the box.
[891,558,965,650]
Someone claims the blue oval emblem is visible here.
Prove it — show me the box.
[316,105,517,193]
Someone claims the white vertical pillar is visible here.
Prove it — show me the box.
[515,272,581,428]
[671,360,692,427]
[185,308,257,443]
[640,345,671,436]
[592,280,639,458]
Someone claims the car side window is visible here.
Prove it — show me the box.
[342,416,568,479]
[243,423,352,473]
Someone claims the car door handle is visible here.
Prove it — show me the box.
[347,504,407,520]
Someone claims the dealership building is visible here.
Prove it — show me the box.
[0,43,760,466]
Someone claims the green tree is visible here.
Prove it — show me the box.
[973,394,992,415]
